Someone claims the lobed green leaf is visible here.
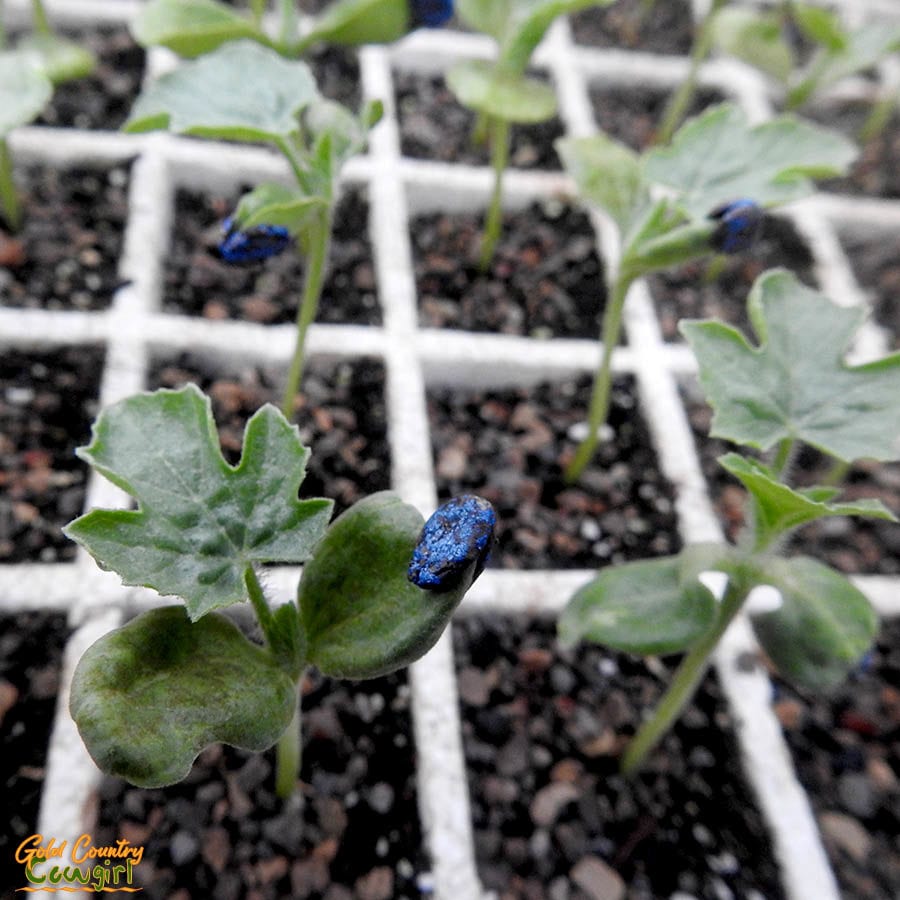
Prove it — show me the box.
[711,8,794,83]
[446,61,557,124]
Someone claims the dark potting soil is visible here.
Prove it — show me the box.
[0,164,130,312]
[428,376,681,570]
[411,200,606,338]
[570,0,695,55]
[839,229,900,349]
[682,379,900,575]
[805,102,900,199]
[647,215,817,342]
[589,84,724,152]
[453,615,785,899]
[94,668,427,900]
[394,71,565,170]
[0,612,69,894]
[772,616,900,900]
[0,345,104,562]
[33,28,145,131]
[149,354,389,518]
[163,188,380,326]
[307,45,362,111]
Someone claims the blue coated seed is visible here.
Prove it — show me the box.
[708,198,763,254]
[408,495,496,592]
[410,0,454,28]
[219,217,291,264]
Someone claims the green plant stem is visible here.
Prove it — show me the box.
[821,458,851,487]
[279,0,298,47]
[655,0,727,145]
[0,140,21,232]
[771,437,796,480]
[250,0,267,26]
[245,565,278,644]
[281,207,332,419]
[621,574,749,776]
[860,92,897,143]
[31,0,51,35]
[477,116,510,273]
[564,270,636,483]
[275,697,302,799]
[0,0,7,49]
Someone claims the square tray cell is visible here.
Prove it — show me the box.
[93,668,427,899]
[570,0,695,55]
[681,378,900,575]
[0,612,70,893]
[452,615,785,899]
[163,188,380,326]
[1,164,131,312]
[772,616,900,899]
[839,229,900,349]
[411,199,606,338]
[647,215,817,342]
[0,345,105,562]
[427,375,680,570]
[149,353,389,518]
[394,70,565,170]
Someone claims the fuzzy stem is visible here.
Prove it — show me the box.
[244,565,278,645]
[860,92,897,144]
[275,696,302,799]
[281,207,332,419]
[0,140,21,232]
[771,437,796,481]
[621,574,749,776]
[279,0,298,46]
[564,270,635,483]
[250,0,267,26]
[477,117,510,273]
[820,457,851,488]
[31,0,51,35]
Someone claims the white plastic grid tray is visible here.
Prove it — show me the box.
[2,1,900,898]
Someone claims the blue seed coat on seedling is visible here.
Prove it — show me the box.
[708,198,763,254]
[410,0,453,28]
[219,217,291,264]
[408,495,496,592]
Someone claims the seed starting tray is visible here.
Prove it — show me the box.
[1,1,899,898]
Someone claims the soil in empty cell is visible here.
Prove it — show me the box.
[32,27,145,131]
[452,615,785,899]
[570,0,695,54]
[683,380,900,575]
[839,230,900,349]
[395,71,565,169]
[94,668,427,900]
[0,164,130,311]
[428,376,681,570]
[773,616,900,900]
[411,199,606,338]
[647,215,817,342]
[0,346,104,562]
[164,188,380,326]
[0,612,69,893]
[149,354,389,518]
[307,44,362,110]
[589,84,724,152]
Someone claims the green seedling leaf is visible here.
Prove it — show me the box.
[70,606,296,787]
[64,385,333,620]
[17,34,96,85]
[298,492,472,679]
[298,0,409,50]
[233,182,326,232]
[124,40,318,143]
[0,51,52,137]
[791,3,848,51]
[558,554,718,655]
[269,600,306,678]
[132,0,268,57]
[711,8,794,83]
[718,453,896,550]
[446,60,557,123]
[304,97,383,173]
[680,269,900,462]
[643,103,856,219]
[750,557,878,691]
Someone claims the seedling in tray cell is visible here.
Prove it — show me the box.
[560,268,900,775]
[123,40,382,419]
[65,384,494,798]
[0,0,95,230]
[557,101,857,481]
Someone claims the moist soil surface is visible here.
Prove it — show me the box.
[0,345,104,562]
[773,616,900,900]
[453,615,785,899]
[163,188,379,326]
[0,612,69,893]
[570,0,695,54]
[683,380,900,576]
[395,71,565,170]
[95,667,427,900]
[647,215,817,342]
[428,375,681,570]
[1,164,130,312]
[411,200,605,338]
[839,228,900,349]
[149,354,389,518]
